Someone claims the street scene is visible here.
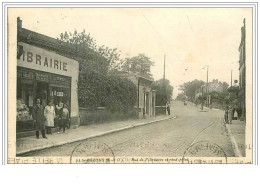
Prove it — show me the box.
[10,8,251,163]
[18,101,245,158]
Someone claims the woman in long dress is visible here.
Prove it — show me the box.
[44,100,55,134]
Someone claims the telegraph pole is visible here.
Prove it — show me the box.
[231,69,233,87]
[163,55,166,80]
[163,55,166,104]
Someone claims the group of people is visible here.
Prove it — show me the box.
[224,105,238,124]
[32,99,70,139]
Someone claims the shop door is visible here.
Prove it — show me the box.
[36,82,49,107]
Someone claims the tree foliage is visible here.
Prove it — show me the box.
[151,79,173,106]
[178,79,230,102]
[59,30,137,111]
[78,70,137,111]
[122,54,154,79]
[179,79,205,101]
[175,92,186,101]
[59,30,122,71]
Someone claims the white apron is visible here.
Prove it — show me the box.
[44,105,55,127]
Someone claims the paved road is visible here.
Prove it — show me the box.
[24,101,234,157]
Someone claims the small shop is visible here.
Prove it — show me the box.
[17,41,79,132]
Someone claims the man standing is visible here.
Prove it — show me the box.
[166,102,171,115]
[32,99,47,139]
[224,106,228,123]
[228,106,233,124]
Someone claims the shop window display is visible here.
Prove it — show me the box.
[16,99,32,121]
[16,82,33,121]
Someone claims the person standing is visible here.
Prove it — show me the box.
[32,99,47,139]
[57,103,70,134]
[55,101,64,131]
[44,100,55,134]
[228,106,233,124]
[166,102,171,115]
[224,106,228,123]
[233,109,238,120]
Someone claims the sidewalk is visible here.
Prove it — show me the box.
[225,119,246,157]
[16,115,175,156]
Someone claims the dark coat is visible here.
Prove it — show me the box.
[57,107,70,128]
[32,105,45,130]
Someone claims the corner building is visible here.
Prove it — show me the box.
[16,18,79,132]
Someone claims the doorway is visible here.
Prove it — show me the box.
[146,93,149,115]
[36,82,49,107]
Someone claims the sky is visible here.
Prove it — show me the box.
[11,8,251,98]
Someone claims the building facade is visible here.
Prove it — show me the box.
[238,18,246,120]
[118,72,156,118]
[16,18,80,132]
[195,79,226,109]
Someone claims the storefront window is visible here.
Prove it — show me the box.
[17,67,71,123]
[51,87,70,109]
[17,82,33,121]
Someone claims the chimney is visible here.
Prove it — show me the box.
[17,17,22,30]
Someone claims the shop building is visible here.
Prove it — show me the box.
[16,18,80,132]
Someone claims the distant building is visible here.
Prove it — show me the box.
[208,79,224,93]
[208,79,225,109]
[118,71,156,118]
[195,79,226,109]
[238,18,246,120]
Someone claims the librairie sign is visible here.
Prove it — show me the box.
[17,42,77,77]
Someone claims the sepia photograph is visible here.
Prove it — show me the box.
[5,4,255,164]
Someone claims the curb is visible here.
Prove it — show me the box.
[225,123,242,157]
[17,115,176,156]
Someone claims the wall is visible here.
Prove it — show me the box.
[155,106,166,115]
[79,107,138,126]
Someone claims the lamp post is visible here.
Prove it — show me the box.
[202,65,209,107]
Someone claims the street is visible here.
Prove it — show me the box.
[23,101,238,158]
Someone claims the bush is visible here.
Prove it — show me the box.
[78,69,137,113]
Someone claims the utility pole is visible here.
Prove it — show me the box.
[163,55,166,81]
[163,55,167,112]
[231,69,233,87]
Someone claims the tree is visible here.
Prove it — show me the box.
[179,79,205,101]
[59,30,122,71]
[122,54,154,79]
[222,82,229,92]
[175,92,186,101]
[58,30,137,111]
[151,79,173,105]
